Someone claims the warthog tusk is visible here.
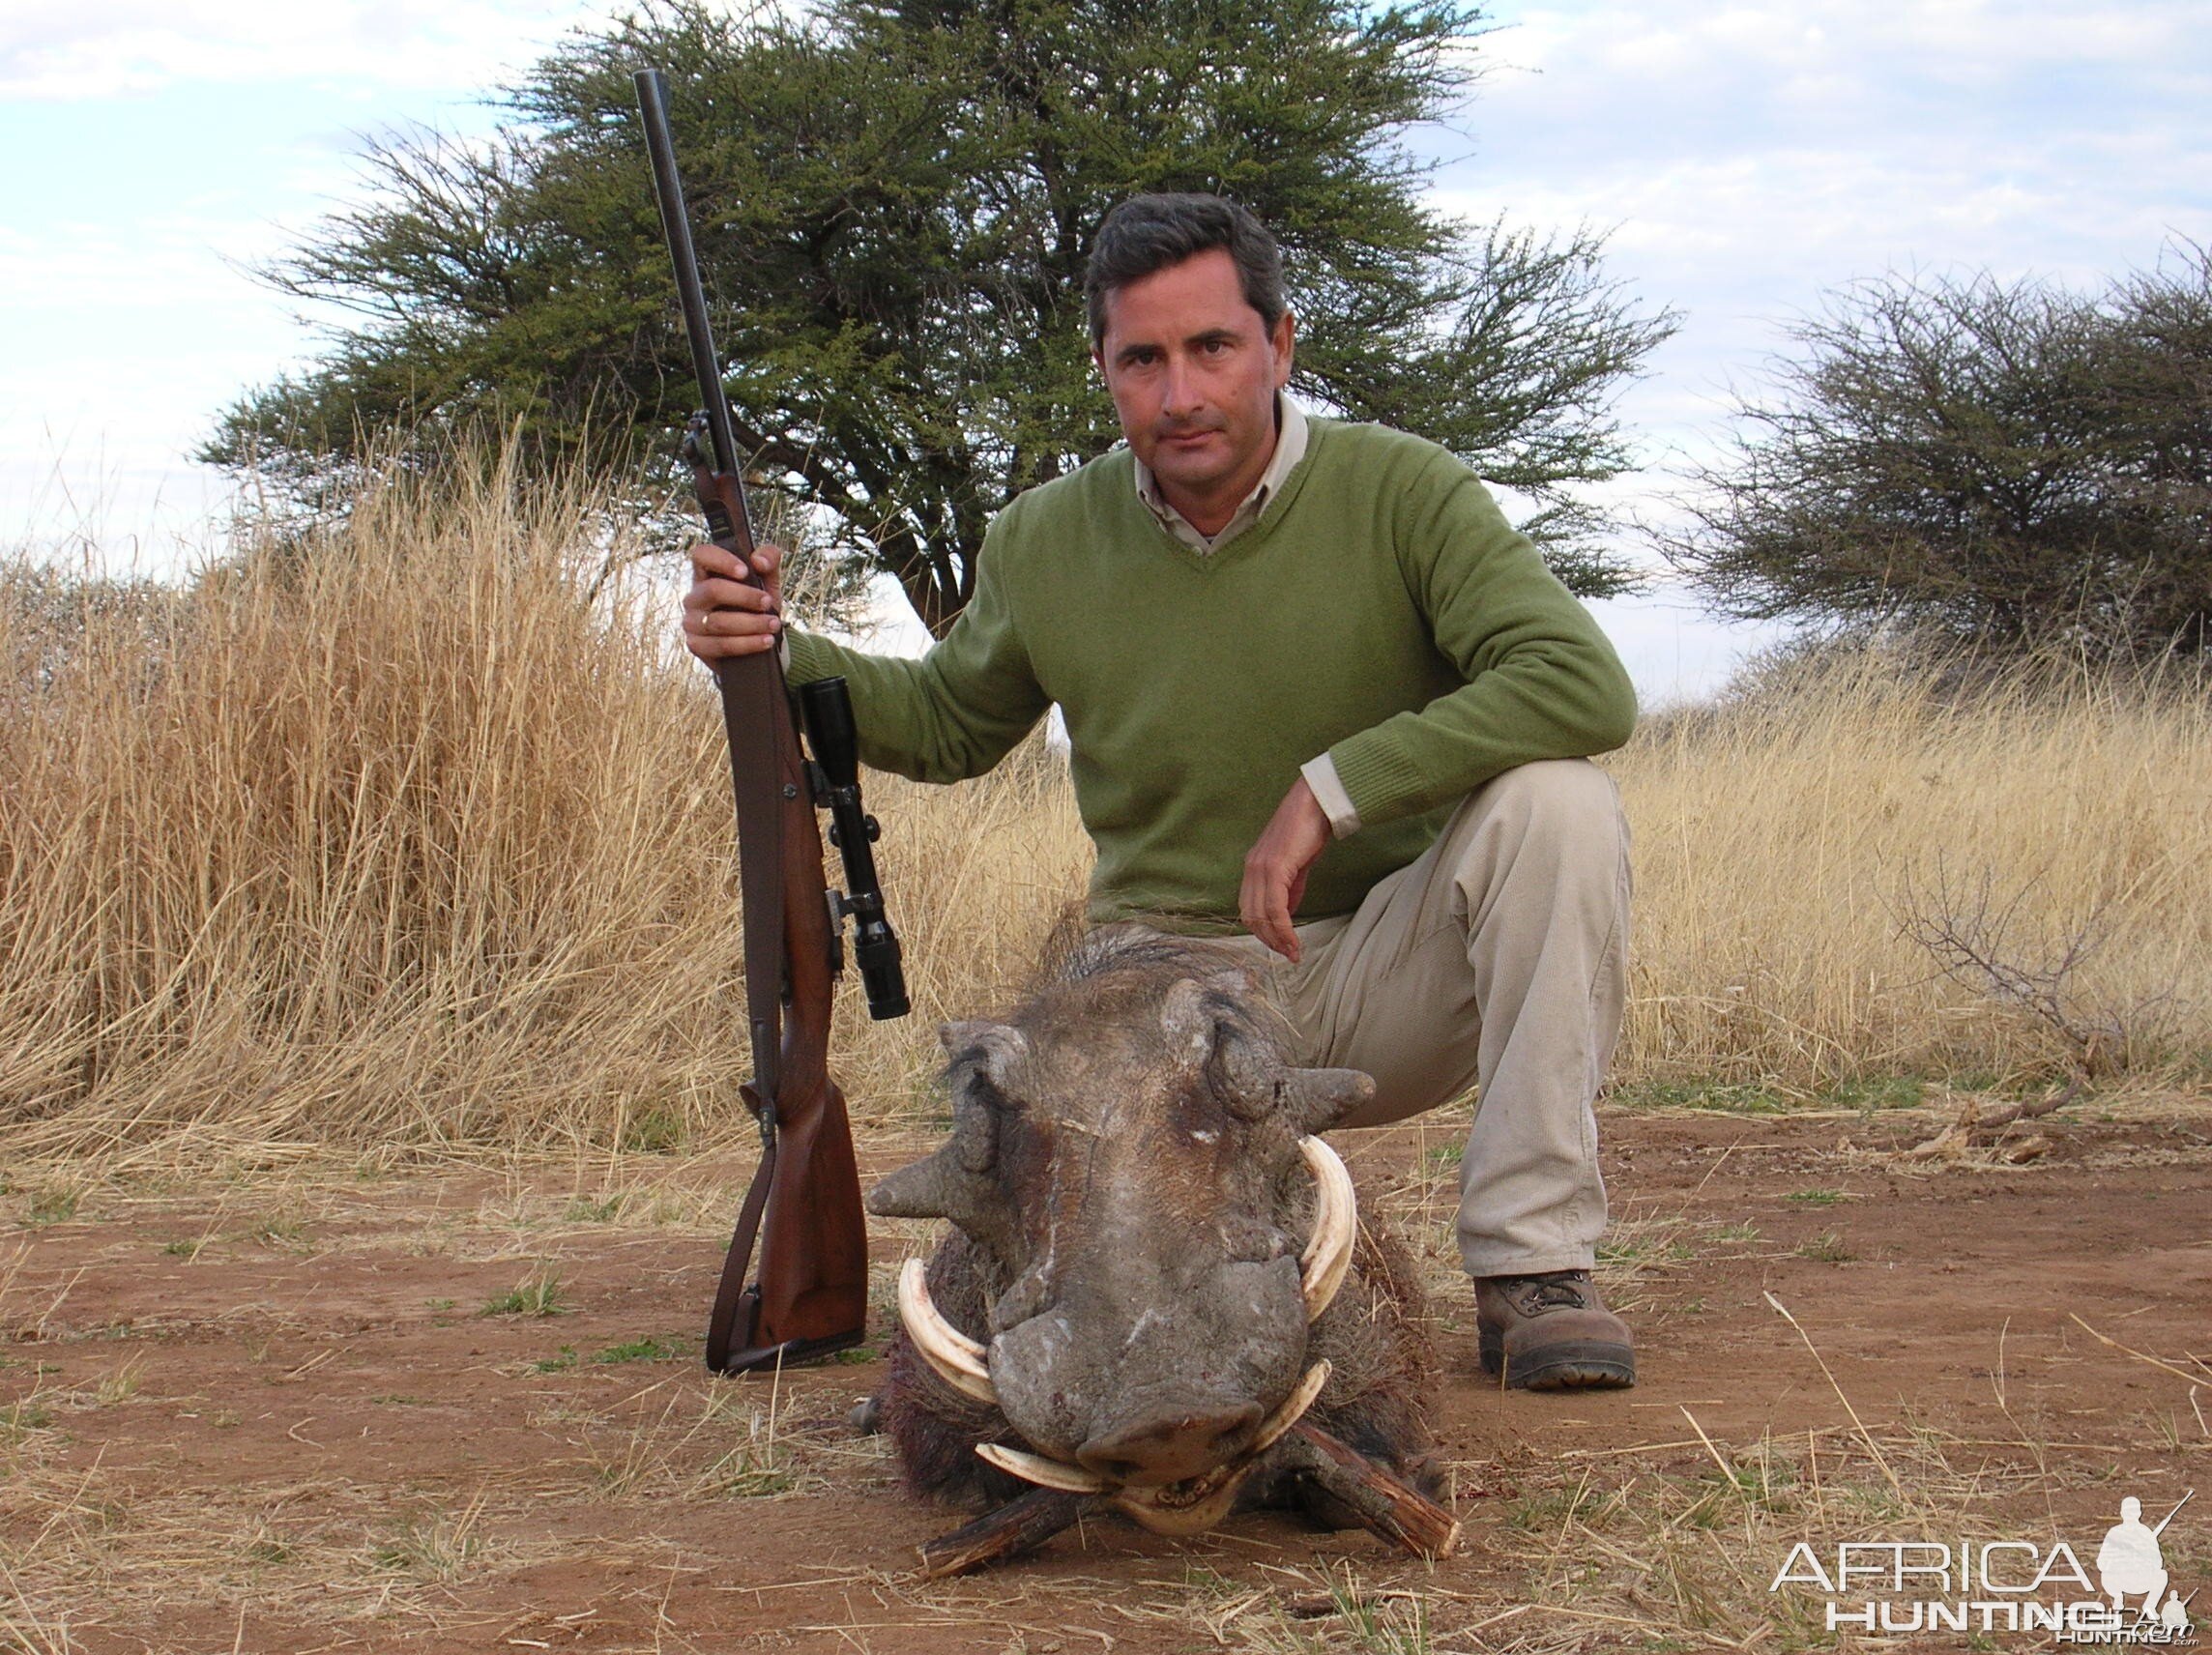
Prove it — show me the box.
[975,1358,1332,1518]
[1112,1472,1249,1535]
[1250,1359,1331,1455]
[1298,1136,1355,1321]
[974,1443,1110,1494]
[898,1257,997,1406]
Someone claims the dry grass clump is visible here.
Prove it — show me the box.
[1612,646,2212,1092]
[576,1376,890,1504]
[0,452,1083,1164]
[2,448,2203,1164]
[0,1439,524,1637]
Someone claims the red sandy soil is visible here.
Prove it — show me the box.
[2,1099,2206,1654]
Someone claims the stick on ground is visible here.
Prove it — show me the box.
[1282,1421,1461,1557]
[917,1488,1094,1580]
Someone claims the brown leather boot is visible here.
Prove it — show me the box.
[1475,1270,1636,1390]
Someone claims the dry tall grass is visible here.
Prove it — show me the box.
[2,461,2204,1161]
[0,455,1082,1165]
[1617,651,2212,1092]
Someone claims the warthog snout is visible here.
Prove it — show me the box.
[1077,1395,1265,1486]
[985,1253,1309,1472]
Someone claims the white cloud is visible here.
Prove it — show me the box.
[0,0,612,100]
[0,204,326,567]
[0,3,623,566]
[1451,0,2211,280]
[1438,0,2212,470]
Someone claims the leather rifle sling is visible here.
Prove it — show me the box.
[703,641,790,1374]
[703,1089,773,1371]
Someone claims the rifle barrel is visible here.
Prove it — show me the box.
[2152,1490,2192,1536]
[634,69,741,480]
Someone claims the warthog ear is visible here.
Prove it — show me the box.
[1157,978,1216,1058]
[867,1149,959,1219]
[1281,1066,1376,1134]
[939,1019,1027,1079]
[1162,975,1281,1121]
[940,1019,1026,1174]
[1159,972,1266,1054]
[1216,1031,1282,1121]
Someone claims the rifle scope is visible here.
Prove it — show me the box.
[798,678,910,1021]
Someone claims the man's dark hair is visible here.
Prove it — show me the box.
[1084,193,1286,348]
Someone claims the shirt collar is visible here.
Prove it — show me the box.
[1133,395,1309,551]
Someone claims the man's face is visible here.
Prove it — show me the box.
[1093,247,1295,531]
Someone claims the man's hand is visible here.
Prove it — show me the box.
[682,540,783,660]
[1240,776,1331,963]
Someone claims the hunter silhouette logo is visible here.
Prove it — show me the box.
[1771,1489,2196,1642]
[2099,1495,2194,1633]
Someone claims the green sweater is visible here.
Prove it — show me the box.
[786,418,1635,931]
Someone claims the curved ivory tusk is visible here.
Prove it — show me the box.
[975,1442,1110,1494]
[898,1257,998,1406]
[1250,1358,1332,1455]
[1297,1136,1356,1321]
[1113,1473,1250,1536]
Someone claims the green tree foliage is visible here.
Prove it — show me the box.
[1661,246,2212,658]
[204,0,1674,633]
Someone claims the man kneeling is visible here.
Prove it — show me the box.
[684,191,1640,1390]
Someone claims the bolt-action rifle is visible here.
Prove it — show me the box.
[634,68,911,1374]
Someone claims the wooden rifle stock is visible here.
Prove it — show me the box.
[699,481,868,1371]
[634,70,874,1374]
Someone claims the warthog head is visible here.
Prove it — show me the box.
[867,930,1376,1531]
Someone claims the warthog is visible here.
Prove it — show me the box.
[866,928,1454,1573]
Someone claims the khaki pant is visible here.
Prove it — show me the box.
[1220,759,1631,1279]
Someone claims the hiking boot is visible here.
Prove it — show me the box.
[1474,1270,1636,1390]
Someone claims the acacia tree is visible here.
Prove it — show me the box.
[206,0,1674,633]
[1660,247,2212,659]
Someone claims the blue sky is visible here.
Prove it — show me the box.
[3,0,2207,698]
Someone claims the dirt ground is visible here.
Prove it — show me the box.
[3,1092,2207,1654]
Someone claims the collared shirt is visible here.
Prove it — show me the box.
[1132,395,1310,554]
[1128,395,1361,840]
